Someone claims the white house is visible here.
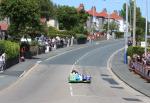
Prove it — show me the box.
[40,17,59,30]
[77,4,125,33]
[47,19,59,30]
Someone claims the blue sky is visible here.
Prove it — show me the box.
[52,0,150,20]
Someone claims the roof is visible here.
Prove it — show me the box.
[86,6,99,17]
[110,12,122,20]
[81,4,123,20]
[0,22,8,31]
[86,10,99,17]
[98,11,108,18]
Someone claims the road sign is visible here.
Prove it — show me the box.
[141,41,146,47]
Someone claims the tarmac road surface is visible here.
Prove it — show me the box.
[0,39,149,103]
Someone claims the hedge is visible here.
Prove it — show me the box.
[48,26,75,37]
[0,40,20,59]
[127,46,150,57]
[115,32,124,38]
[76,34,87,44]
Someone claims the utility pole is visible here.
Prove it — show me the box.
[124,0,128,64]
[92,6,94,35]
[107,12,110,38]
[133,0,136,46]
[145,0,148,56]
[129,0,132,35]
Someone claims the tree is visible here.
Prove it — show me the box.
[120,0,146,38]
[78,9,88,25]
[56,6,79,30]
[0,0,41,38]
[39,0,54,19]
[103,21,119,34]
[75,9,88,34]
[56,5,88,34]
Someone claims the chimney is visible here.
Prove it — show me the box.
[103,8,107,12]
[78,3,84,11]
[91,6,96,12]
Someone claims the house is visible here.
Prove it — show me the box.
[40,17,59,30]
[77,4,125,33]
[47,19,59,30]
[109,11,124,32]
[0,18,9,40]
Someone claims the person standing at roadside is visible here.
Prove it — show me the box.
[70,36,74,46]
[0,50,6,72]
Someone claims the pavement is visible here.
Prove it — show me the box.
[111,49,150,97]
[0,45,87,91]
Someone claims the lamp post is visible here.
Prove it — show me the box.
[92,6,94,35]
[133,0,136,46]
[124,0,129,64]
[107,12,110,39]
[145,0,148,56]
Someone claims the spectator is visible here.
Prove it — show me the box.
[71,36,74,46]
[0,50,6,72]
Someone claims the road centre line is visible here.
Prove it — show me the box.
[0,40,112,95]
[70,46,100,96]
[45,45,89,61]
[2,40,118,95]
[71,51,92,70]
[71,41,118,70]
[69,41,125,97]
[70,43,114,96]
[1,45,89,94]
[69,83,73,96]
[45,40,111,62]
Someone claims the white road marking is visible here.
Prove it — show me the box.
[1,41,110,94]
[69,83,73,96]
[107,47,137,90]
[0,75,5,78]
[107,48,150,102]
[96,42,100,45]
[19,71,26,77]
[70,44,109,96]
[45,40,109,62]
[19,60,42,78]
[72,51,91,70]
[71,45,104,70]
[36,60,42,64]
[73,95,99,97]
[45,46,88,61]
[0,63,40,93]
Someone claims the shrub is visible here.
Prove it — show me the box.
[0,40,20,59]
[127,46,150,57]
[76,34,87,44]
[115,32,124,38]
[48,26,75,37]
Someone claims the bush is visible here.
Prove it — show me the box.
[115,32,124,38]
[0,40,20,59]
[48,26,75,37]
[127,46,150,57]
[76,34,87,44]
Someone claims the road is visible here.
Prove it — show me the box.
[0,39,149,103]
